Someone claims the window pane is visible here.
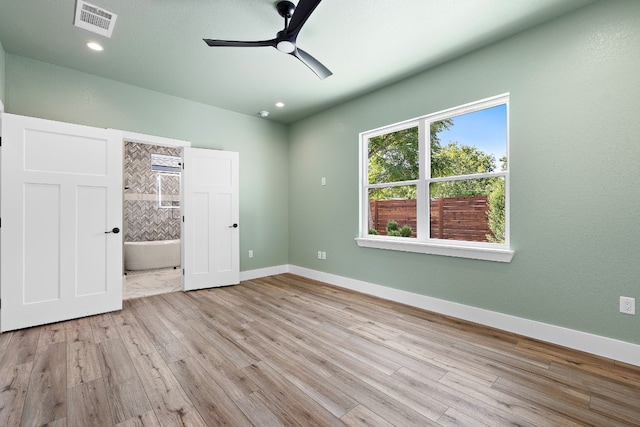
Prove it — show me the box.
[368,126,419,184]
[368,186,416,237]
[429,177,504,243]
[151,153,181,173]
[158,173,180,209]
[431,104,507,178]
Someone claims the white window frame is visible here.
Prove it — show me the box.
[356,94,514,262]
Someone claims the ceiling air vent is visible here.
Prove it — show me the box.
[74,0,118,38]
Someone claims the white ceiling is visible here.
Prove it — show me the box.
[0,0,596,123]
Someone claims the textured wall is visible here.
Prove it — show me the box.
[288,0,640,344]
[0,41,5,106]
[124,141,181,242]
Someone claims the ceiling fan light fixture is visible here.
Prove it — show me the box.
[276,40,295,54]
[259,110,270,117]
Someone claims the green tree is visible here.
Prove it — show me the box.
[368,120,453,200]
[486,155,507,243]
[430,141,497,198]
[486,179,505,243]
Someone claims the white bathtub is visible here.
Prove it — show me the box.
[124,239,181,271]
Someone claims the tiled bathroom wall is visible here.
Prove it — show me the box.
[124,141,181,242]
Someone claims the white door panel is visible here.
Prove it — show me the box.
[182,148,239,290]
[1,113,122,332]
[192,191,211,274]
[77,185,109,296]
[215,192,234,271]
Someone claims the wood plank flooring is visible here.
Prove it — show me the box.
[1,273,639,426]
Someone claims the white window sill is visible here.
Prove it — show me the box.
[355,237,514,263]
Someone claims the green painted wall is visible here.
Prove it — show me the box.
[5,54,289,271]
[288,0,640,344]
[0,41,5,105]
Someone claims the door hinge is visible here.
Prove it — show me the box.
[182,216,184,222]
[182,268,185,276]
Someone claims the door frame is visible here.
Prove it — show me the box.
[118,130,190,291]
[120,132,240,292]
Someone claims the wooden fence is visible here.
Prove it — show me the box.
[369,196,491,242]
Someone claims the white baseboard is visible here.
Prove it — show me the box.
[240,264,290,282]
[242,265,639,367]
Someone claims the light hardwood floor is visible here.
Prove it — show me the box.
[0,273,638,426]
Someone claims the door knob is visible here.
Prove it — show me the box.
[228,223,238,228]
[105,227,120,234]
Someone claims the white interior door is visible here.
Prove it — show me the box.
[1,114,123,332]
[182,148,239,290]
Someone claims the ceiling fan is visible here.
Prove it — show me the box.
[203,0,332,80]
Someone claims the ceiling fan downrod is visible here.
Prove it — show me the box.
[276,1,296,25]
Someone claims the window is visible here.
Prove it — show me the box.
[157,173,180,209]
[150,153,181,173]
[151,154,181,209]
[357,94,513,262]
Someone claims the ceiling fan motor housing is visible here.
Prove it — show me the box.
[276,1,296,19]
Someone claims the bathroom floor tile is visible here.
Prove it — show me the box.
[123,268,182,299]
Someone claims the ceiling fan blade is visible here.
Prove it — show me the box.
[203,39,276,47]
[292,47,332,80]
[286,0,322,37]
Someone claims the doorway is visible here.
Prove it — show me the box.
[123,140,182,299]
[1,114,240,331]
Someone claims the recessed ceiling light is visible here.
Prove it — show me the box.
[275,102,285,108]
[86,42,104,51]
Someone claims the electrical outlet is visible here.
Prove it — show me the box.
[321,177,326,186]
[248,250,253,258]
[318,251,322,259]
[321,251,327,260]
[619,296,635,315]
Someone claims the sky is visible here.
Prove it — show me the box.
[437,104,507,168]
